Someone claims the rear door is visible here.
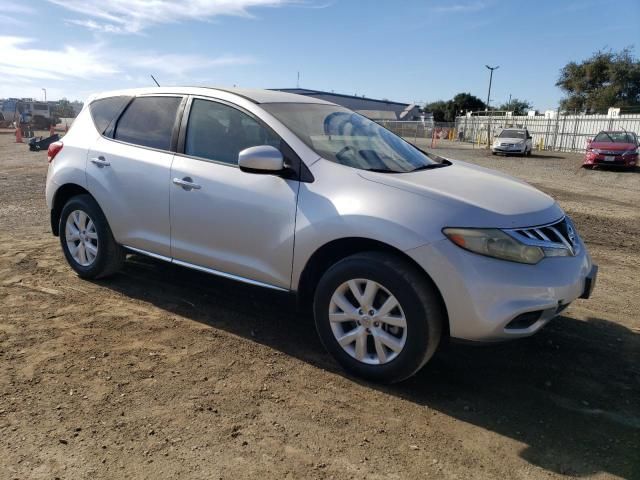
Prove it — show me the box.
[87,95,184,257]
[169,97,299,289]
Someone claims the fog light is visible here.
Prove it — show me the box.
[505,311,542,330]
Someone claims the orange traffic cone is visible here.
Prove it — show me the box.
[49,125,55,137]
[15,127,23,143]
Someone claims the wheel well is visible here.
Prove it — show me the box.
[297,237,450,338]
[50,184,91,236]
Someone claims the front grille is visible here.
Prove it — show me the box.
[598,150,622,156]
[507,217,579,256]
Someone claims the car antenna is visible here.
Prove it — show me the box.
[150,74,160,87]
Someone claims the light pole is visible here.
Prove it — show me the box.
[484,65,498,148]
[42,88,47,102]
[485,65,499,109]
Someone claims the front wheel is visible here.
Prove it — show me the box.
[313,252,443,383]
[59,194,125,279]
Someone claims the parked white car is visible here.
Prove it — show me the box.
[492,128,533,156]
[45,87,596,383]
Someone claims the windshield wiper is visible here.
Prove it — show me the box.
[409,160,451,172]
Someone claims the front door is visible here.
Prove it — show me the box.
[169,98,299,289]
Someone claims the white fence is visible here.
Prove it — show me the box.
[454,113,640,152]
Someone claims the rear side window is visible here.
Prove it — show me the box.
[115,96,182,151]
[89,96,131,135]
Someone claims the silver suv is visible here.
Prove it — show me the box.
[45,87,597,383]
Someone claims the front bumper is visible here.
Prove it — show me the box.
[583,153,637,167]
[406,238,594,342]
[492,144,526,154]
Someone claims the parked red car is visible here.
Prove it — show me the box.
[583,131,638,169]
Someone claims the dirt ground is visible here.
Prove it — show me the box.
[0,133,638,480]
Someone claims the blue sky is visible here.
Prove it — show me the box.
[1,0,638,110]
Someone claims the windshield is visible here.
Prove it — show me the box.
[593,132,637,144]
[262,103,441,173]
[498,129,526,139]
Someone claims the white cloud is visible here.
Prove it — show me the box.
[2,4,35,14]
[0,37,118,83]
[0,4,35,25]
[433,1,489,13]
[48,0,297,34]
[128,52,255,76]
[0,14,26,26]
[0,36,257,99]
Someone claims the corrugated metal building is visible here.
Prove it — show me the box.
[272,88,421,121]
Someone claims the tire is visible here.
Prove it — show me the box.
[313,251,443,383]
[491,151,497,155]
[59,194,125,279]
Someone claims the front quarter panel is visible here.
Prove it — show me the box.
[291,159,446,289]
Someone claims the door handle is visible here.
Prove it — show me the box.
[90,156,110,167]
[172,177,201,191]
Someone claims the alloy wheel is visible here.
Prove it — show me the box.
[65,210,99,267]
[329,278,407,365]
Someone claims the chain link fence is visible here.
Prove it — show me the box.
[454,113,640,153]
[376,120,457,146]
[378,115,640,153]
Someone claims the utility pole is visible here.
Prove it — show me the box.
[297,71,300,88]
[42,88,47,102]
[485,65,499,148]
[485,65,499,109]
[507,93,512,111]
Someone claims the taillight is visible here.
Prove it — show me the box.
[48,141,63,163]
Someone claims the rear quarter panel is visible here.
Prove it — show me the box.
[46,107,99,208]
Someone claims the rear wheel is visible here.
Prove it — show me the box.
[59,194,125,279]
[313,252,443,383]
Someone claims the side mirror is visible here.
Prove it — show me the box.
[238,145,284,173]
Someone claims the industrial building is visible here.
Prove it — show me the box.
[272,88,421,121]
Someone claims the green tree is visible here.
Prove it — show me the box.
[51,98,77,118]
[424,100,448,122]
[556,47,640,113]
[498,98,532,115]
[449,93,486,118]
[425,93,486,122]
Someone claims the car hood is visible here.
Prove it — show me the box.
[359,160,563,228]
[495,137,525,143]
[590,141,636,151]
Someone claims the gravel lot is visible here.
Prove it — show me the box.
[1,134,638,479]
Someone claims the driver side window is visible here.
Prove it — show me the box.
[184,99,280,165]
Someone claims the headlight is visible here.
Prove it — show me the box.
[622,148,639,156]
[443,228,544,264]
[590,148,602,154]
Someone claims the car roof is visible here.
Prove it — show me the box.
[598,131,635,135]
[88,86,337,105]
